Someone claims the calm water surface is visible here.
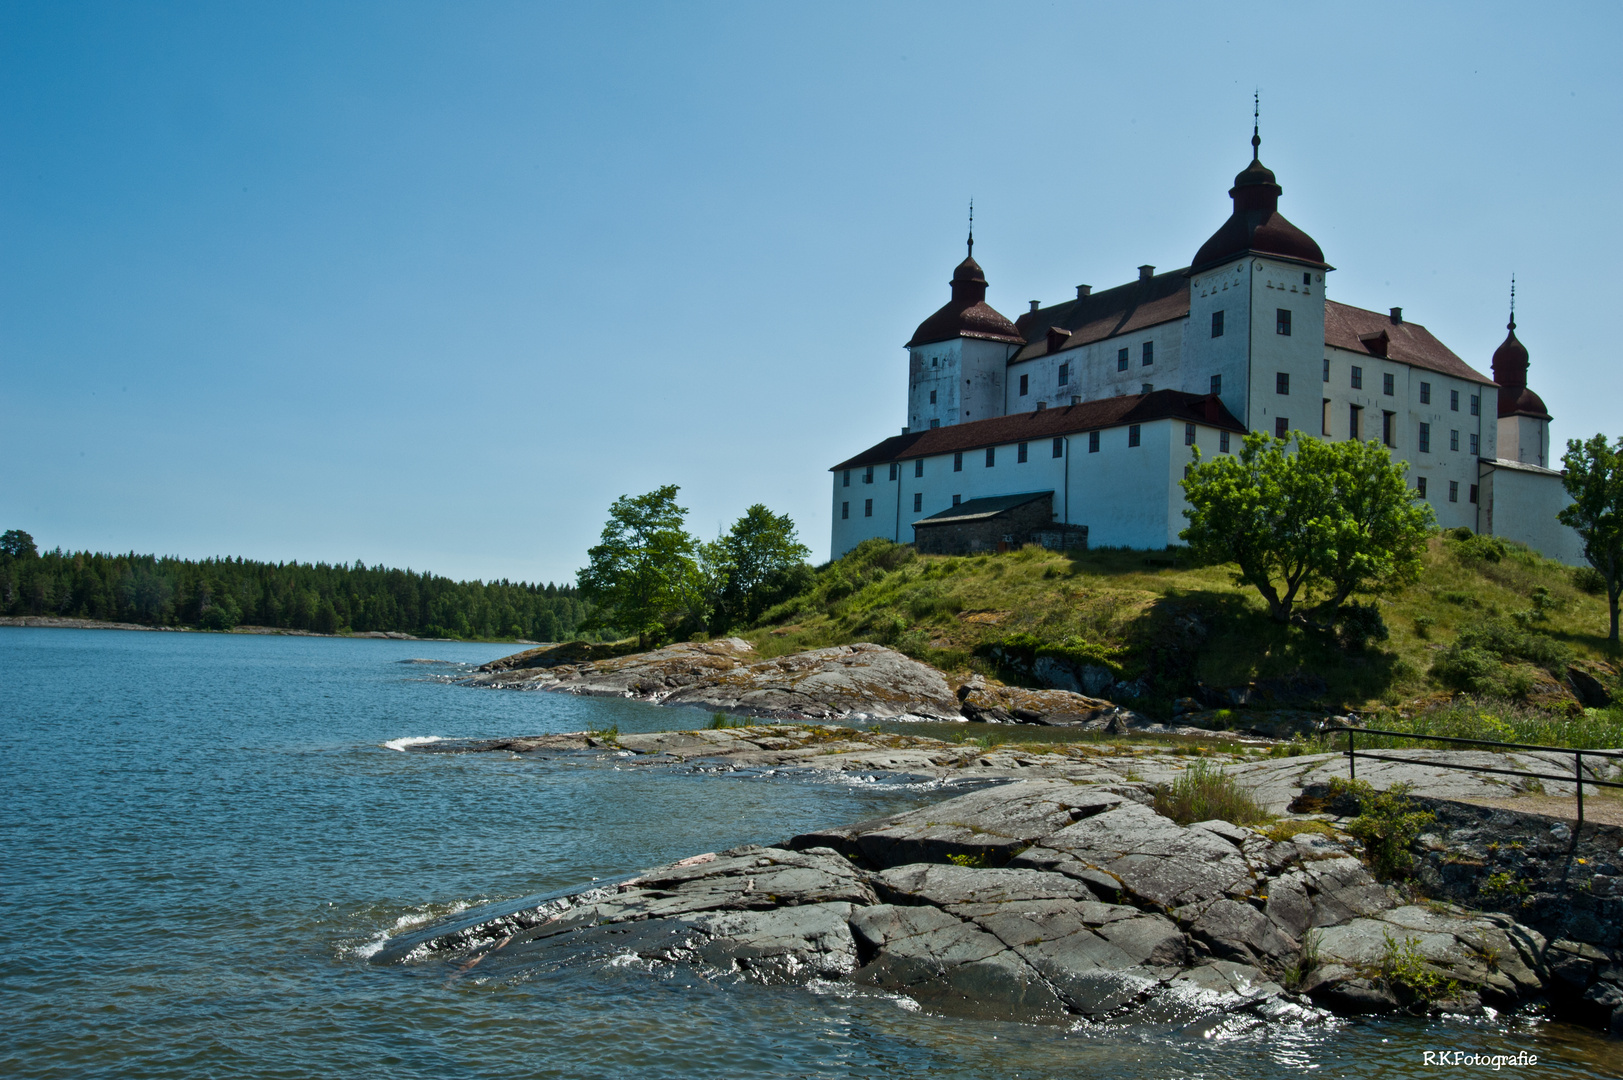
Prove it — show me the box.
[0,628,1612,1078]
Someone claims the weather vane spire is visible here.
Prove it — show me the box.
[967,198,974,257]
[1509,273,1516,330]
[1251,90,1261,160]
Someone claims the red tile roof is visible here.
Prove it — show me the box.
[1324,301,1495,386]
[1011,269,1192,362]
[830,390,1245,471]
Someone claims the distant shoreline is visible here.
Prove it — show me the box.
[0,616,542,645]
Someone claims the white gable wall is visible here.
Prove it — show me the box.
[1185,258,1256,421]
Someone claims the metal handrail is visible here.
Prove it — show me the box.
[1320,724,1623,831]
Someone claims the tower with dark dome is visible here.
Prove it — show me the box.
[1491,290,1552,467]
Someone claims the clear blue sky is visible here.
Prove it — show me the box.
[3,2,1618,583]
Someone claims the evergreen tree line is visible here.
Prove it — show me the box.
[0,531,591,640]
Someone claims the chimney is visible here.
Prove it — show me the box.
[1389,307,1403,325]
[901,426,910,435]
[1076,284,1091,298]
[1138,265,1155,281]
[1070,395,1081,405]
[1036,401,1047,412]
[1028,300,1040,313]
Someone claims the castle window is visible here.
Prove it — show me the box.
[1052,437,1064,458]
[913,492,922,512]
[864,499,873,517]
[1351,365,1363,390]
[1469,484,1479,504]
[1450,429,1459,452]
[1303,272,1311,285]
[1322,398,1331,436]
[1449,480,1459,503]
[1019,374,1028,396]
[841,502,849,519]
[842,470,850,487]
[932,357,937,367]
[1117,347,1129,372]
[1275,417,1289,439]
[929,389,937,404]
[1058,362,1069,385]
[952,494,961,506]
[1383,372,1395,396]
[864,466,873,484]
[1210,374,1221,396]
[1416,477,1428,499]
[953,452,963,472]
[930,419,940,429]
[1323,358,1329,383]
[1276,309,1292,336]
[1469,433,1479,455]
[1088,431,1100,453]
[1382,410,1395,447]
[1184,465,1193,479]
[1276,372,1290,395]
[1419,423,1431,453]
[914,459,923,477]
[1142,383,1153,394]
[985,447,995,467]
[1184,423,1196,446]
[1128,424,1141,447]
[1211,310,1224,338]
[1017,441,1028,463]
[889,462,898,480]
[1420,381,1432,404]
[1469,394,1480,416]
[1349,404,1362,440]
[1451,389,1460,411]
[1142,341,1154,366]
[1220,430,1231,454]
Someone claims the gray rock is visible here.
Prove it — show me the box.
[873,863,1094,908]
[1038,801,1255,908]
[1185,898,1297,968]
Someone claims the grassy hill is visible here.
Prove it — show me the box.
[738,533,1620,733]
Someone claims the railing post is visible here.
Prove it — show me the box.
[1576,751,1585,832]
[1347,729,1356,781]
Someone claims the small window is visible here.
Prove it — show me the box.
[1088,431,1100,453]
[863,466,873,484]
[1449,480,1459,503]
[953,452,963,472]
[913,492,922,512]
[1017,441,1028,463]
[1184,464,1193,479]
[1420,381,1432,404]
[1469,484,1479,504]
[929,389,937,404]
[1416,477,1428,499]
[1382,410,1395,447]
[1450,389,1460,411]
[1142,341,1154,366]
[1052,436,1064,458]
[842,469,850,487]
[1450,429,1459,452]
[1303,272,1311,285]
[864,498,873,518]
[1219,430,1231,454]
[1351,365,1363,390]
[1116,347,1129,372]
[1276,372,1290,395]
[1211,310,1224,338]
[929,419,940,429]
[1469,394,1480,416]
[1418,423,1431,453]
[888,462,898,480]
[1383,372,1395,396]
[914,459,923,478]
[841,502,849,520]
[1127,424,1141,447]
[1323,358,1329,383]
[1275,417,1289,439]
[1322,397,1332,437]
[1349,404,1361,440]
[1058,362,1069,386]
[1184,423,1196,446]
[1142,383,1153,394]
[931,357,937,367]
[985,447,995,467]
[1019,373,1028,396]
[952,494,961,507]
[1469,433,1479,456]
[1276,308,1292,336]
[1210,374,1222,396]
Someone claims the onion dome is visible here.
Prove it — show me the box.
[1189,125,1328,274]
[907,239,1023,348]
[1491,313,1550,420]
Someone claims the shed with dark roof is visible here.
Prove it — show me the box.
[912,491,1084,555]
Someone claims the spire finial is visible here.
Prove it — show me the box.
[967,198,974,257]
[1251,90,1261,160]
[1508,274,1516,330]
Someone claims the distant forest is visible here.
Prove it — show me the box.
[0,532,592,640]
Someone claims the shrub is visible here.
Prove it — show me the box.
[1335,601,1389,651]
[1429,615,1572,697]
[1412,614,1435,639]
[1152,760,1272,826]
[1332,778,1434,879]
[1381,931,1458,1004]
[1449,531,1509,564]
[1573,566,1607,596]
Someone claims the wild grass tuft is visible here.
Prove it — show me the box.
[1152,760,1272,826]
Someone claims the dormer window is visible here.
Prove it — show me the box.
[1359,330,1389,357]
[1046,326,1070,353]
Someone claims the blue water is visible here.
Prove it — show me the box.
[0,628,1612,1078]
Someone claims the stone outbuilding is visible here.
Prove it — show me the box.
[912,491,1087,555]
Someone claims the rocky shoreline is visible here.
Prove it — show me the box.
[386,723,1623,1034]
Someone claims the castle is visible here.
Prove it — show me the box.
[828,123,1582,565]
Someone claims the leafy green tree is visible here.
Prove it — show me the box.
[702,504,812,631]
[1,529,37,558]
[577,485,704,646]
[1559,434,1623,644]
[1180,431,1434,624]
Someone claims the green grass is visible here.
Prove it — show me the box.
[1312,700,1623,752]
[1151,760,1272,826]
[737,533,1618,722]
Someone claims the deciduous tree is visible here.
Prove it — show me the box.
[1559,434,1623,644]
[577,485,704,646]
[702,504,811,630]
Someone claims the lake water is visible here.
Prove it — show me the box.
[1,628,1612,1078]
